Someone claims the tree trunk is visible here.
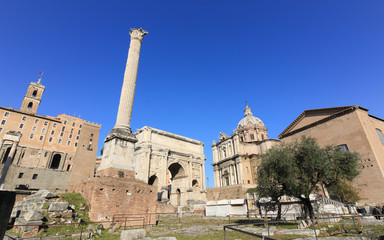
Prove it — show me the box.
[302,197,314,222]
[277,201,282,221]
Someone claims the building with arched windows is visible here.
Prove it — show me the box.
[211,104,279,188]
[0,79,100,192]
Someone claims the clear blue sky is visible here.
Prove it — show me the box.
[1,1,383,188]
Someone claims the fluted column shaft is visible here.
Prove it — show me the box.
[114,28,148,131]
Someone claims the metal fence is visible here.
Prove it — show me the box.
[6,212,175,240]
[223,214,384,240]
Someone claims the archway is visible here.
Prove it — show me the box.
[167,163,186,206]
[148,175,158,186]
[168,163,185,179]
[50,154,61,169]
[192,179,199,189]
[2,147,11,163]
[27,102,33,109]
[223,170,229,186]
[176,189,181,206]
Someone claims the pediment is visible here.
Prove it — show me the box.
[279,106,363,139]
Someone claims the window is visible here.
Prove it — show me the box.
[53,123,57,128]
[39,136,43,141]
[250,134,255,140]
[60,132,64,137]
[49,137,52,142]
[67,141,71,146]
[376,129,384,144]
[44,152,48,157]
[32,90,37,97]
[72,122,75,127]
[64,121,67,125]
[78,130,81,134]
[4,112,9,117]
[74,142,78,147]
[19,124,24,129]
[32,126,37,132]
[1,120,6,125]
[44,121,48,126]
[62,126,65,131]
[0,127,2,133]
[58,139,62,144]
[41,128,46,134]
[70,128,73,133]
[91,133,94,137]
[69,134,72,139]
[76,135,79,140]
[336,144,349,151]
[51,130,55,135]
[27,102,33,109]
[22,116,27,121]
[66,165,71,171]
[32,174,38,179]
[29,134,34,139]
[18,173,24,178]
[34,119,39,124]
[79,124,82,128]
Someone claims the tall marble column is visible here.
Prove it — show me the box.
[114,28,148,132]
[98,28,148,172]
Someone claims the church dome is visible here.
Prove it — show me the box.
[237,104,265,128]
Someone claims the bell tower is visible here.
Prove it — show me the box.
[20,78,45,114]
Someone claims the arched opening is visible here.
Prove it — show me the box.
[50,154,61,169]
[27,102,33,109]
[176,189,181,206]
[168,163,185,179]
[148,175,158,186]
[192,179,199,189]
[2,147,11,163]
[32,90,37,97]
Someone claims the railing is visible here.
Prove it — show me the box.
[223,214,384,240]
[6,212,175,240]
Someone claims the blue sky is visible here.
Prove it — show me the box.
[1,1,383,188]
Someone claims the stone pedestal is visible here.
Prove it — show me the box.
[98,128,138,171]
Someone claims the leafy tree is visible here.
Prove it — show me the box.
[257,136,360,220]
[328,179,361,204]
[256,145,291,220]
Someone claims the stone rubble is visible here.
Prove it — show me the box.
[9,190,77,238]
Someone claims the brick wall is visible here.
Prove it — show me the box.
[206,184,256,201]
[69,168,160,227]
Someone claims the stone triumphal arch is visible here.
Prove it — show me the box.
[133,126,206,207]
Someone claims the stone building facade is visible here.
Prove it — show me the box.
[0,79,101,192]
[211,104,279,188]
[133,126,206,207]
[278,105,384,204]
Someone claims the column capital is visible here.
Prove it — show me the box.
[130,28,148,42]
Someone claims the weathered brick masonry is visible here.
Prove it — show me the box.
[69,168,161,227]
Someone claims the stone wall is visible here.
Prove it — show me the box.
[206,184,256,201]
[1,164,71,191]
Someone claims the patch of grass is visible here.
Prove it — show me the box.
[59,193,90,222]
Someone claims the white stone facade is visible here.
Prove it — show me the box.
[212,105,279,187]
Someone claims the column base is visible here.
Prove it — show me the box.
[98,128,138,172]
[104,127,138,143]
